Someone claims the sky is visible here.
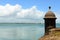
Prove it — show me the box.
[0,0,60,23]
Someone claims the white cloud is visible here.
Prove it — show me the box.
[55,13,60,23]
[0,4,60,23]
[16,6,43,19]
[0,4,43,18]
[0,4,22,16]
[0,4,44,23]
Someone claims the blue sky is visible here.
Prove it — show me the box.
[0,0,60,23]
[0,0,60,11]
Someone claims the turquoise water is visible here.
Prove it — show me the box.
[0,23,59,40]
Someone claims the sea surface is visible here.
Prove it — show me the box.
[0,23,59,40]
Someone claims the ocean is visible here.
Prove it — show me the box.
[0,23,59,40]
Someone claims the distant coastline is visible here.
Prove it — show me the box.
[0,23,60,24]
[0,23,44,24]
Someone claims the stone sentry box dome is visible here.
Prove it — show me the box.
[44,11,56,18]
[44,6,57,35]
[44,6,56,18]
